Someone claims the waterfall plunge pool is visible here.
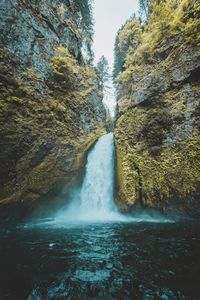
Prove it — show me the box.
[0,220,200,299]
[35,133,174,226]
[1,134,200,299]
[21,132,174,227]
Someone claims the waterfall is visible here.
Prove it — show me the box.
[30,132,175,225]
[57,132,128,222]
[79,133,116,220]
[37,133,175,225]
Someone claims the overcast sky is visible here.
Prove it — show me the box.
[93,0,139,68]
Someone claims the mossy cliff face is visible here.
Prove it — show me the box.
[0,0,92,75]
[114,0,200,214]
[0,1,106,213]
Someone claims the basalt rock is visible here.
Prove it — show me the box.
[0,0,106,217]
[114,1,200,215]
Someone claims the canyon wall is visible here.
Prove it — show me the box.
[0,0,106,215]
[114,0,200,215]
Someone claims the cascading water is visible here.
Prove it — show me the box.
[53,132,173,224]
[79,132,117,220]
[57,132,127,222]
[52,133,127,223]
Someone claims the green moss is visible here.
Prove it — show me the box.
[50,47,78,90]
[50,100,67,113]
[115,0,200,97]
[115,83,200,211]
[141,108,173,152]
[114,0,200,212]
[116,117,200,210]
[0,47,105,205]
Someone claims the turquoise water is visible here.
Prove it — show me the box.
[1,132,199,299]
[0,219,199,299]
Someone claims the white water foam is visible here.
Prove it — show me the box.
[57,133,126,222]
[78,133,119,220]
[24,133,175,228]
[50,133,174,225]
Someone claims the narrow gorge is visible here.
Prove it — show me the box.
[0,0,199,219]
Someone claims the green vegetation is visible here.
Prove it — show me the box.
[96,56,110,94]
[113,16,142,80]
[114,0,200,88]
[74,0,94,60]
[0,45,105,204]
[114,0,200,212]
[141,108,173,154]
[50,46,99,99]
[50,47,79,89]
[138,0,150,19]
[116,109,200,209]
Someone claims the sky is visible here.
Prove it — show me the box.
[93,0,139,68]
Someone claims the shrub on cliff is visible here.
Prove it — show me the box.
[50,46,99,103]
[114,0,200,92]
[113,17,142,80]
[50,47,79,89]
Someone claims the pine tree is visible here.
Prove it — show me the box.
[113,29,126,80]
[113,15,141,80]
[74,0,94,61]
[96,56,110,93]
[139,0,150,20]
